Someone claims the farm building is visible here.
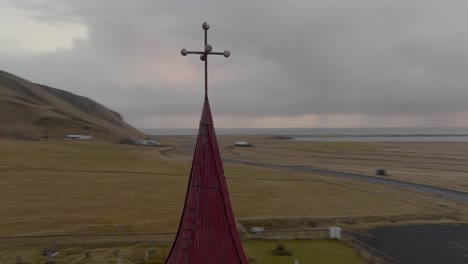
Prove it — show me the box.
[135,139,161,146]
[65,134,93,140]
[234,141,252,147]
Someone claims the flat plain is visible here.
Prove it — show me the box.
[1,137,466,235]
[1,137,467,263]
[216,136,468,193]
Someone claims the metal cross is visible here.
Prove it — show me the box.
[181,22,231,98]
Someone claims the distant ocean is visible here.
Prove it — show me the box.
[141,127,468,142]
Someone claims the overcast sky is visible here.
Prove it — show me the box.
[1,0,468,128]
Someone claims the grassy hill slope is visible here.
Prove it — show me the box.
[0,70,144,140]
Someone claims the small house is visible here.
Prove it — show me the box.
[65,134,93,140]
[135,139,161,146]
[234,141,252,147]
[250,227,265,234]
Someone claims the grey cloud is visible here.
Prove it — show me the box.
[3,0,468,126]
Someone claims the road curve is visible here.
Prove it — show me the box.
[224,159,468,203]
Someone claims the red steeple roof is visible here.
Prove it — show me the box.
[165,98,249,264]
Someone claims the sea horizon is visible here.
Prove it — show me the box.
[141,127,468,136]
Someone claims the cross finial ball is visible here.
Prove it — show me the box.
[180,22,230,98]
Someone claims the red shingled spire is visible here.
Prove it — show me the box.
[165,97,249,264]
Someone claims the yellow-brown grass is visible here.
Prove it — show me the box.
[0,138,463,236]
[216,137,468,192]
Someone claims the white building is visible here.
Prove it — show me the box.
[65,135,94,140]
[250,227,265,234]
[135,139,161,146]
[234,141,252,147]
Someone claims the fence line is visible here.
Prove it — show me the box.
[0,229,330,247]
[342,231,402,264]
[0,229,401,263]
[351,238,403,264]
[0,232,176,247]
[0,232,176,239]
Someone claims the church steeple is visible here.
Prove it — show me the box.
[165,23,248,264]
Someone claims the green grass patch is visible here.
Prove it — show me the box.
[243,239,365,264]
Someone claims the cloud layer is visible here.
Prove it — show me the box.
[2,0,468,128]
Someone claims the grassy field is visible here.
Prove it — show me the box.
[215,136,468,192]
[0,139,455,235]
[1,138,467,263]
[0,240,364,264]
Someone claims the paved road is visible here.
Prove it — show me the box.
[224,159,468,203]
[356,224,468,264]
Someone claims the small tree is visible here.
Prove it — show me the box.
[271,244,292,256]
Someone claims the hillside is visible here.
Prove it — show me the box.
[0,70,144,140]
